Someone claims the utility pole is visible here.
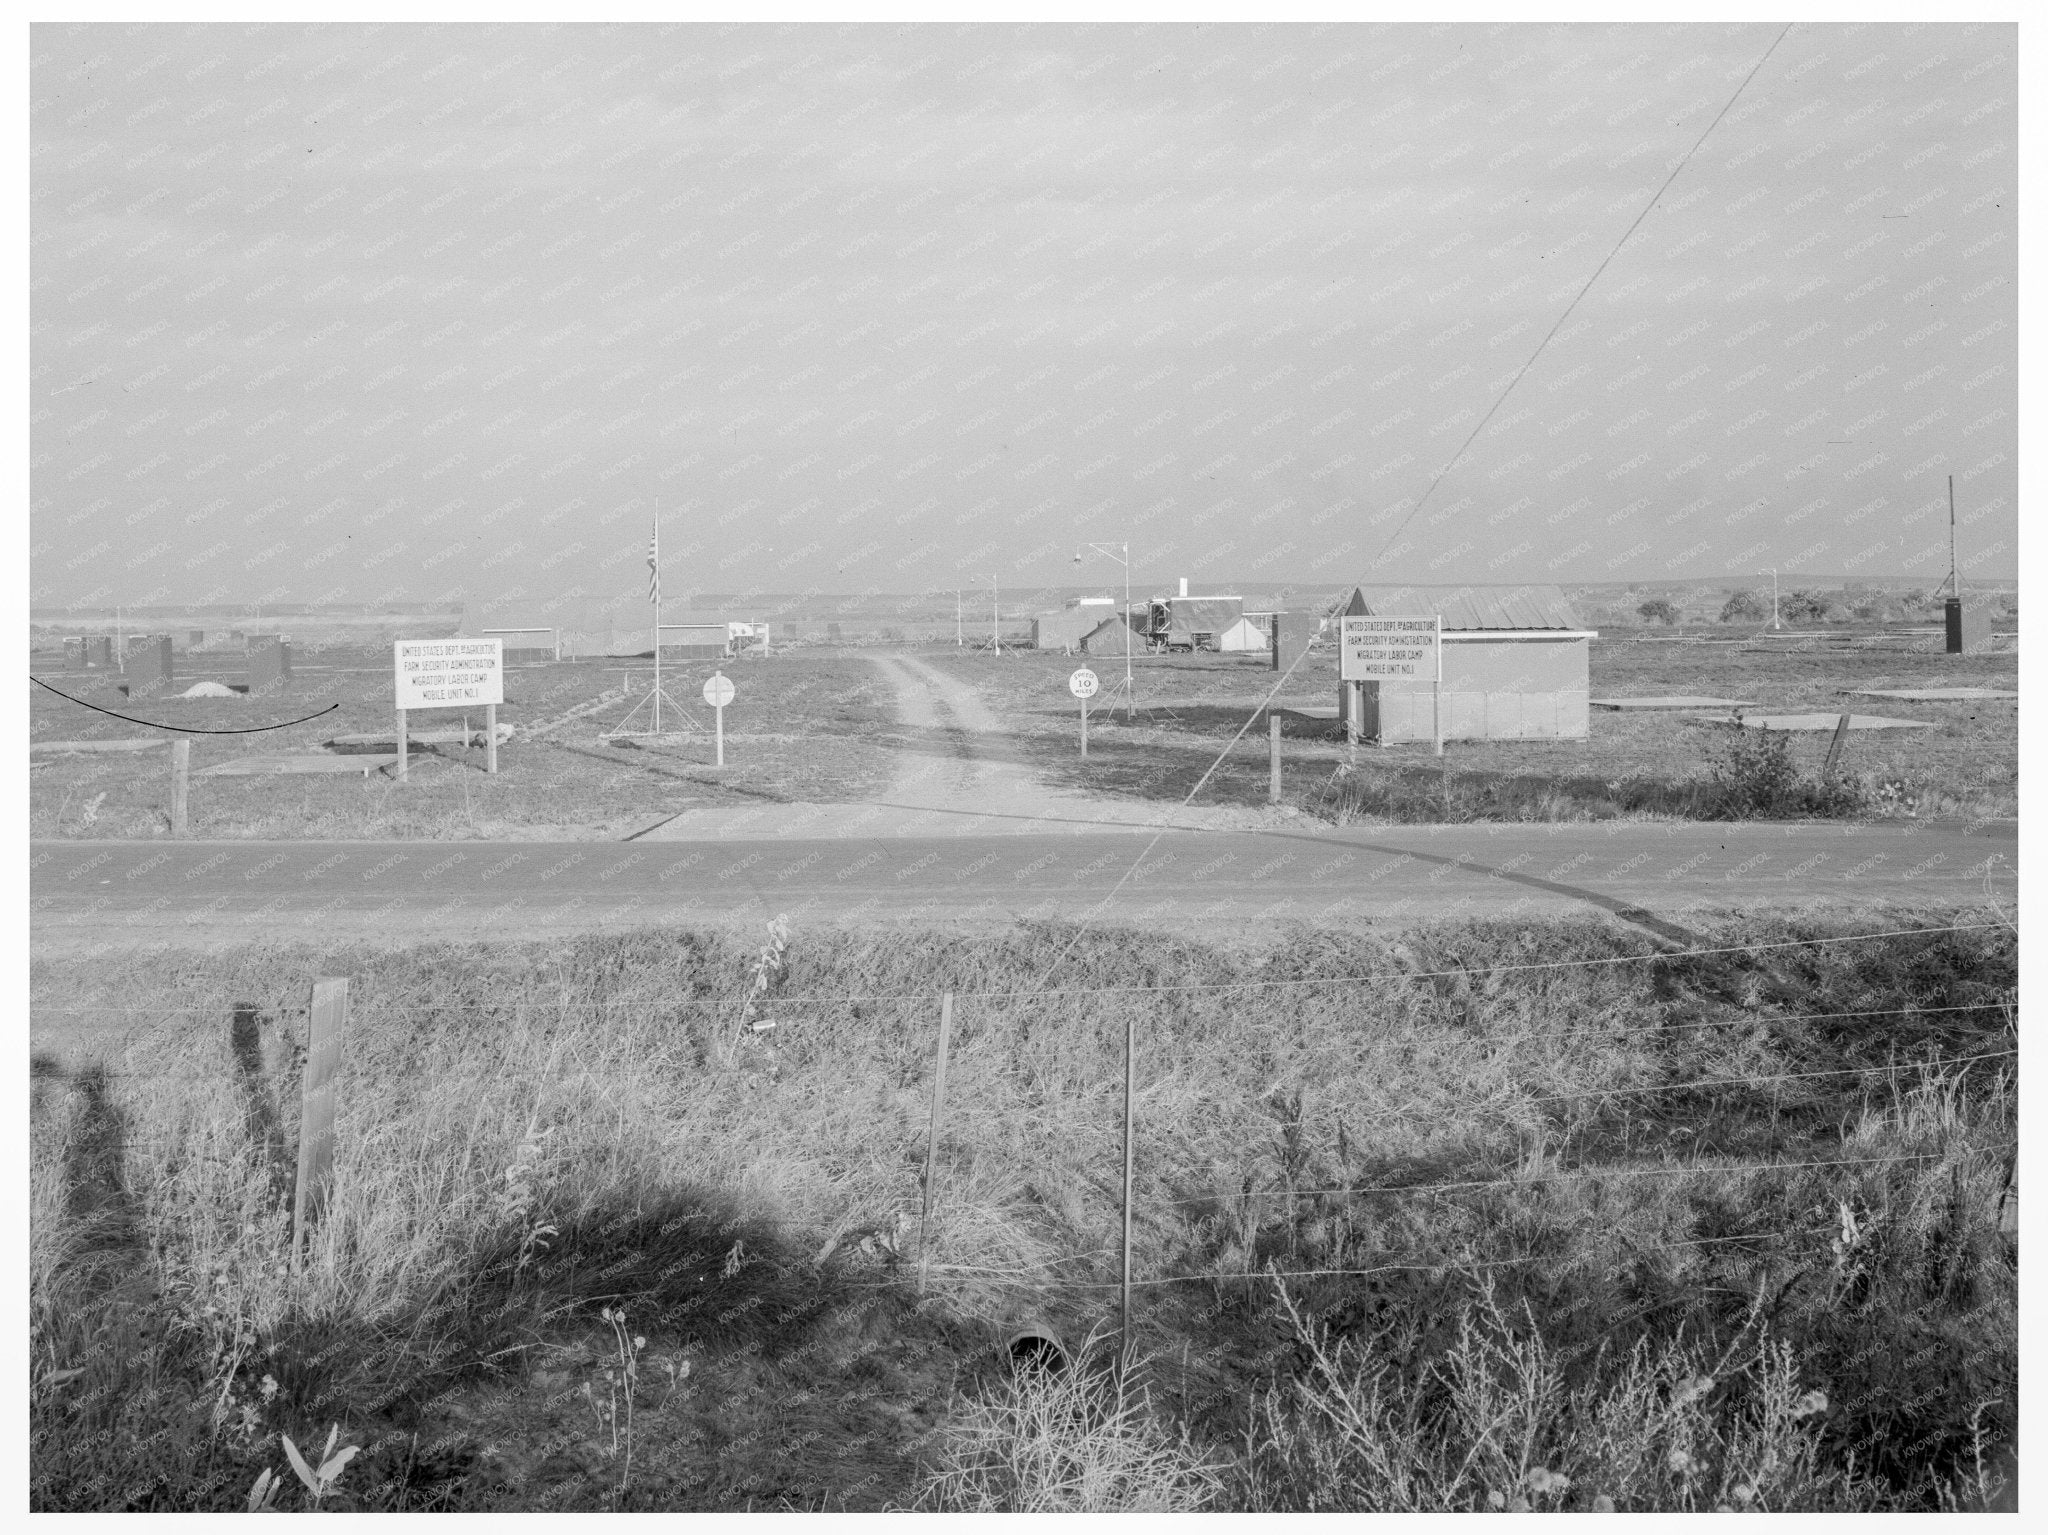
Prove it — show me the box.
[955,589,963,647]
[1764,568,1780,630]
[652,503,662,736]
[989,575,1001,655]
[1948,474,1959,599]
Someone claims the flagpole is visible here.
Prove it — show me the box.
[652,503,661,737]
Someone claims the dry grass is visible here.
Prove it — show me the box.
[29,909,2017,1509]
[922,636,2018,824]
[29,650,899,839]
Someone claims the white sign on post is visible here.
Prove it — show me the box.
[393,639,505,781]
[702,671,734,767]
[1338,616,1438,680]
[394,639,504,708]
[1339,615,1445,755]
[1070,668,1098,757]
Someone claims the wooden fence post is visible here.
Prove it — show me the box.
[918,991,955,1296]
[293,978,349,1262]
[1120,1007,1136,1371]
[170,738,190,837]
[1822,711,1853,778]
[1268,714,1282,803]
[394,709,408,783]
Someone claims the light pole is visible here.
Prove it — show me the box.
[1074,541,1135,722]
[976,575,1001,655]
[1762,568,1780,630]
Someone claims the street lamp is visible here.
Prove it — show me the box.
[1074,541,1135,722]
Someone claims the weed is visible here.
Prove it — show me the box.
[918,1331,1223,1512]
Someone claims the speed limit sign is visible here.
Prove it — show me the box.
[1068,668,1100,700]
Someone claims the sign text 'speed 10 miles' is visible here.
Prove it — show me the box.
[394,638,505,709]
[1339,616,1439,681]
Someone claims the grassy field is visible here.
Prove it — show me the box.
[30,908,2015,1510]
[28,649,899,840]
[929,634,2019,824]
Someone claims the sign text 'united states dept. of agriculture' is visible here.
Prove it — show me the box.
[394,639,504,709]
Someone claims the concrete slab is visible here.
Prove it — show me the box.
[1592,696,1758,710]
[31,738,169,754]
[196,753,400,777]
[1705,713,1936,731]
[1848,688,2017,702]
[326,725,514,749]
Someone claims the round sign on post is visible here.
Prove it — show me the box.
[703,672,734,767]
[1070,668,1098,758]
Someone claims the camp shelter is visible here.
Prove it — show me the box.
[1147,597,1245,651]
[1032,597,1116,653]
[1217,614,1269,652]
[1337,584,1597,742]
[1079,610,1145,656]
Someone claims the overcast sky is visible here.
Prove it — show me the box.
[30,21,2017,618]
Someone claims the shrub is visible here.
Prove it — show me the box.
[1239,1281,1896,1512]
[1718,590,1767,623]
[1706,728,1804,818]
[1779,590,1835,625]
[1637,599,1679,625]
[918,1338,1223,1512]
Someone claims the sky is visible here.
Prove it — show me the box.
[30,20,2018,622]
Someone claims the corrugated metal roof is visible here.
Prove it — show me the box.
[1341,584,1582,630]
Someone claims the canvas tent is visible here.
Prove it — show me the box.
[1032,597,1116,653]
[1337,584,1596,742]
[1079,610,1145,656]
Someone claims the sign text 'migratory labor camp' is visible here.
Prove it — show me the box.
[1339,616,1440,680]
[393,639,504,708]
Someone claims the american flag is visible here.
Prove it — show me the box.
[646,523,659,606]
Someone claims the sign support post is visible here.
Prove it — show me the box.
[395,709,407,783]
[1434,613,1444,758]
[1069,667,1099,755]
[1269,713,1282,803]
[485,702,498,775]
[702,671,736,766]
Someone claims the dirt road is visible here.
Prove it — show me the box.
[636,653,1268,839]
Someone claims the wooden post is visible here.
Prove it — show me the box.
[293,978,349,1262]
[715,699,725,767]
[1823,711,1853,778]
[394,709,407,783]
[917,992,955,1297]
[1268,713,1281,803]
[1120,1006,1136,1369]
[1433,614,1444,758]
[485,702,499,775]
[169,738,190,837]
[1079,691,1089,757]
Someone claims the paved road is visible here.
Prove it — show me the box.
[30,819,2014,952]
